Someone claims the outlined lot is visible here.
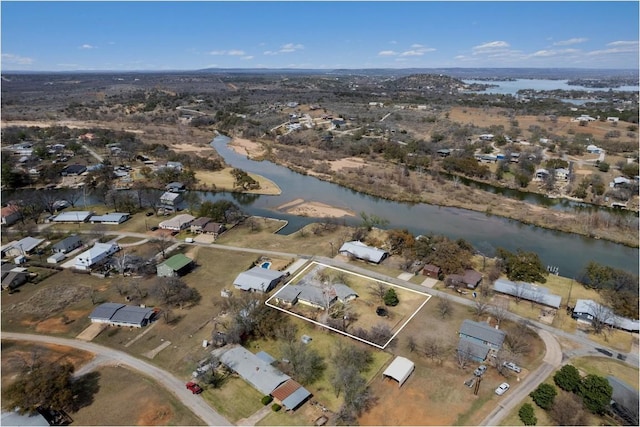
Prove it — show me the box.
[266,261,431,349]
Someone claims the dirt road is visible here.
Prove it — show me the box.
[1,332,232,426]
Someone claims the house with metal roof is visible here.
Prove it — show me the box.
[52,235,83,254]
[457,337,490,362]
[5,236,45,257]
[166,182,186,192]
[572,299,640,332]
[61,164,87,176]
[52,211,93,223]
[156,253,194,277]
[89,213,130,224]
[89,302,155,327]
[493,278,562,309]
[383,356,415,387]
[271,379,312,410]
[74,242,119,271]
[214,345,291,395]
[2,270,29,291]
[338,241,388,264]
[607,376,639,424]
[233,266,284,293]
[458,319,506,361]
[159,214,195,231]
[159,191,183,207]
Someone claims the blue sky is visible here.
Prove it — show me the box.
[2,1,638,71]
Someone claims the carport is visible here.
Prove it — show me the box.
[383,356,415,387]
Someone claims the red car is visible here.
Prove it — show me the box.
[186,381,203,394]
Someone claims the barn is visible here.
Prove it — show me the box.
[382,356,415,387]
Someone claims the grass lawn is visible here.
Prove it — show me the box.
[201,376,263,423]
[256,408,311,426]
[195,168,282,195]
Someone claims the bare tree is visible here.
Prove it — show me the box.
[151,235,173,259]
[550,392,589,425]
[369,282,388,302]
[456,342,473,369]
[490,302,509,326]
[472,299,491,319]
[406,336,417,353]
[437,296,452,319]
[588,301,615,335]
[423,338,447,365]
[511,282,529,304]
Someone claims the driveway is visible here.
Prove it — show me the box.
[2,332,232,426]
[479,329,562,426]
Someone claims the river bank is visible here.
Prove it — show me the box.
[227,135,638,248]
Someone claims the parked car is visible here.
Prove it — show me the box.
[503,362,521,373]
[150,226,159,231]
[474,365,487,377]
[495,382,510,395]
[146,212,154,216]
[186,381,203,394]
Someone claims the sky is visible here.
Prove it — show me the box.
[1,1,638,71]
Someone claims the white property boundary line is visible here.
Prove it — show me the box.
[265,261,432,349]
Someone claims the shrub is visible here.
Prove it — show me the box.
[553,364,581,392]
[271,403,282,412]
[578,374,612,415]
[261,395,273,405]
[383,288,399,306]
[530,383,557,410]
[518,403,537,426]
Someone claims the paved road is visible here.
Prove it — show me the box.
[2,332,232,426]
[479,329,563,426]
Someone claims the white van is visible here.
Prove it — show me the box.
[185,238,194,243]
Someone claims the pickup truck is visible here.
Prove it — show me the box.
[186,381,203,394]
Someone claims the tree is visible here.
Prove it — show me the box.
[518,403,537,426]
[182,191,202,215]
[497,248,548,283]
[456,342,473,369]
[150,276,201,309]
[280,341,325,385]
[578,374,612,415]
[199,200,243,223]
[597,161,610,172]
[2,361,76,414]
[151,235,173,259]
[472,299,491,319]
[550,392,589,426]
[369,282,388,303]
[423,338,447,365]
[490,303,509,326]
[383,288,399,306]
[530,383,557,410]
[553,364,581,393]
[359,211,389,231]
[437,296,452,319]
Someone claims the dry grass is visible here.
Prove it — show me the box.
[195,167,281,195]
[201,376,263,423]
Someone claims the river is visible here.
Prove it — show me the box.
[462,78,640,96]
[208,135,638,278]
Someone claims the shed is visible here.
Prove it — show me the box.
[157,253,194,277]
[47,252,66,264]
[383,356,415,387]
[1,205,22,226]
[271,379,312,410]
[233,266,284,293]
[422,264,441,278]
[1,270,28,290]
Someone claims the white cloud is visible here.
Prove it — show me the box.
[400,47,436,57]
[606,40,639,48]
[228,50,246,56]
[208,50,226,55]
[80,44,96,49]
[263,43,304,56]
[242,56,254,60]
[411,43,424,48]
[473,41,510,53]
[378,50,397,56]
[553,38,587,46]
[2,53,34,65]
[530,48,579,58]
[209,49,247,56]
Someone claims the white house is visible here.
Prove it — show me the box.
[159,214,195,231]
[607,117,620,122]
[89,213,130,224]
[338,241,388,264]
[74,242,119,271]
[555,168,570,180]
[159,191,183,206]
[586,144,603,154]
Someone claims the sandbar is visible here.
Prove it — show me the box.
[277,198,355,218]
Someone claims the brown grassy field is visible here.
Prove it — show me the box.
[357,293,545,426]
[195,167,281,195]
[0,342,203,426]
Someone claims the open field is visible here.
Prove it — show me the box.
[201,376,263,423]
[1,341,203,426]
[195,167,281,195]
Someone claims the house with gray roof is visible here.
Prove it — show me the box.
[458,319,506,361]
[89,302,155,327]
[297,286,335,309]
[233,266,285,293]
[572,299,640,332]
[89,213,130,224]
[493,278,562,309]
[74,242,119,271]
[2,270,28,291]
[52,211,93,223]
[52,235,83,254]
[273,285,302,306]
[607,376,639,425]
[5,236,45,257]
[338,241,388,264]
[214,345,291,395]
